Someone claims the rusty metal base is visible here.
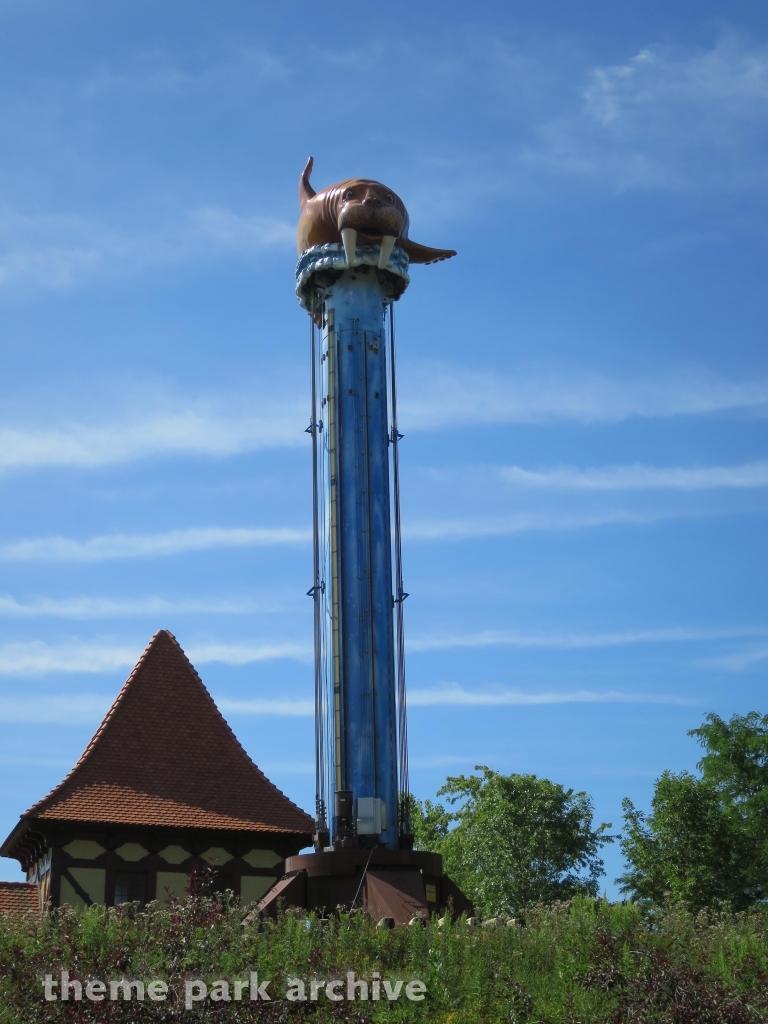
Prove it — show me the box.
[250,848,472,927]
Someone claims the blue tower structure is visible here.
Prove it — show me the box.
[249,163,471,924]
[297,243,411,851]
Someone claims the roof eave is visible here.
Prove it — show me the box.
[0,816,29,860]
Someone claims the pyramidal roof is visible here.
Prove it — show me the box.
[20,630,313,836]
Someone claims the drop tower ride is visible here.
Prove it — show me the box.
[254,161,470,923]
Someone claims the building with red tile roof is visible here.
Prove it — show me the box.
[0,630,313,909]
[0,881,38,916]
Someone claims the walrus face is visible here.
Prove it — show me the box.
[335,182,405,240]
[299,158,456,270]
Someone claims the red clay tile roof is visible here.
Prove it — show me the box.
[20,630,313,835]
[0,881,38,916]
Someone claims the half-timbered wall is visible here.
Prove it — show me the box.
[25,827,299,910]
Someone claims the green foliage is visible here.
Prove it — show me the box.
[619,712,768,911]
[693,712,768,822]
[411,765,614,917]
[2,897,768,1022]
[618,771,753,909]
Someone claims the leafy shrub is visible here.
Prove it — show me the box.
[0,896,766,1022]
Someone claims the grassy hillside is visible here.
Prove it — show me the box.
[1,896,767,1022]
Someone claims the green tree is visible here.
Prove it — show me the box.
[692,711,768,822]
[412,766,613,917]
[618,712,768,910]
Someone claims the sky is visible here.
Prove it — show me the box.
[0,0,767,895]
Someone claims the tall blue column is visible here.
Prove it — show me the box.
[298,244,409,851]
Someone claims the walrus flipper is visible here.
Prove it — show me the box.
[300,157,316,207]
[400,239,457,265]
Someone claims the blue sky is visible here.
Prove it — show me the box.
[0,0,767,895]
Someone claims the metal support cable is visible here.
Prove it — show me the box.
[388,304,410,832]
[309,299,326,831]
[319,302,333,834]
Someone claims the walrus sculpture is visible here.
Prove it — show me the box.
[298,157,457,269]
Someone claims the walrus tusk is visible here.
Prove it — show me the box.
[341,228,357,268]
[378,235,397,269]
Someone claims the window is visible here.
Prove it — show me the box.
[113,872,146,908]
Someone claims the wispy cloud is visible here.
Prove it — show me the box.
[409,754,483,769]
[0,638,311,676]
[0,643,139,676]
[0,205,293,293]
[204,685,699,714]
[400,364,768,431]
[408,625,768,654]
[0,593,297,619]
[0,364,763,477]
[0,525,310,563]
[215,698,314,717]
[0,625,751,678]
[0,753,72,767]
[0,405,304,471]
[189,642,312,665]
[404,509,680,542]
[94,35,768,198]
[0,506,714,564]
[407,683,697,708]
[258,761,314,774]
[0,684,695,722]
[188,207,294,251]
[84,45,291,99]
[0,694,111,723]
[498,461,768,491]
[701,645,768,673]
[524,36,768,191]
[0,689,312,723]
